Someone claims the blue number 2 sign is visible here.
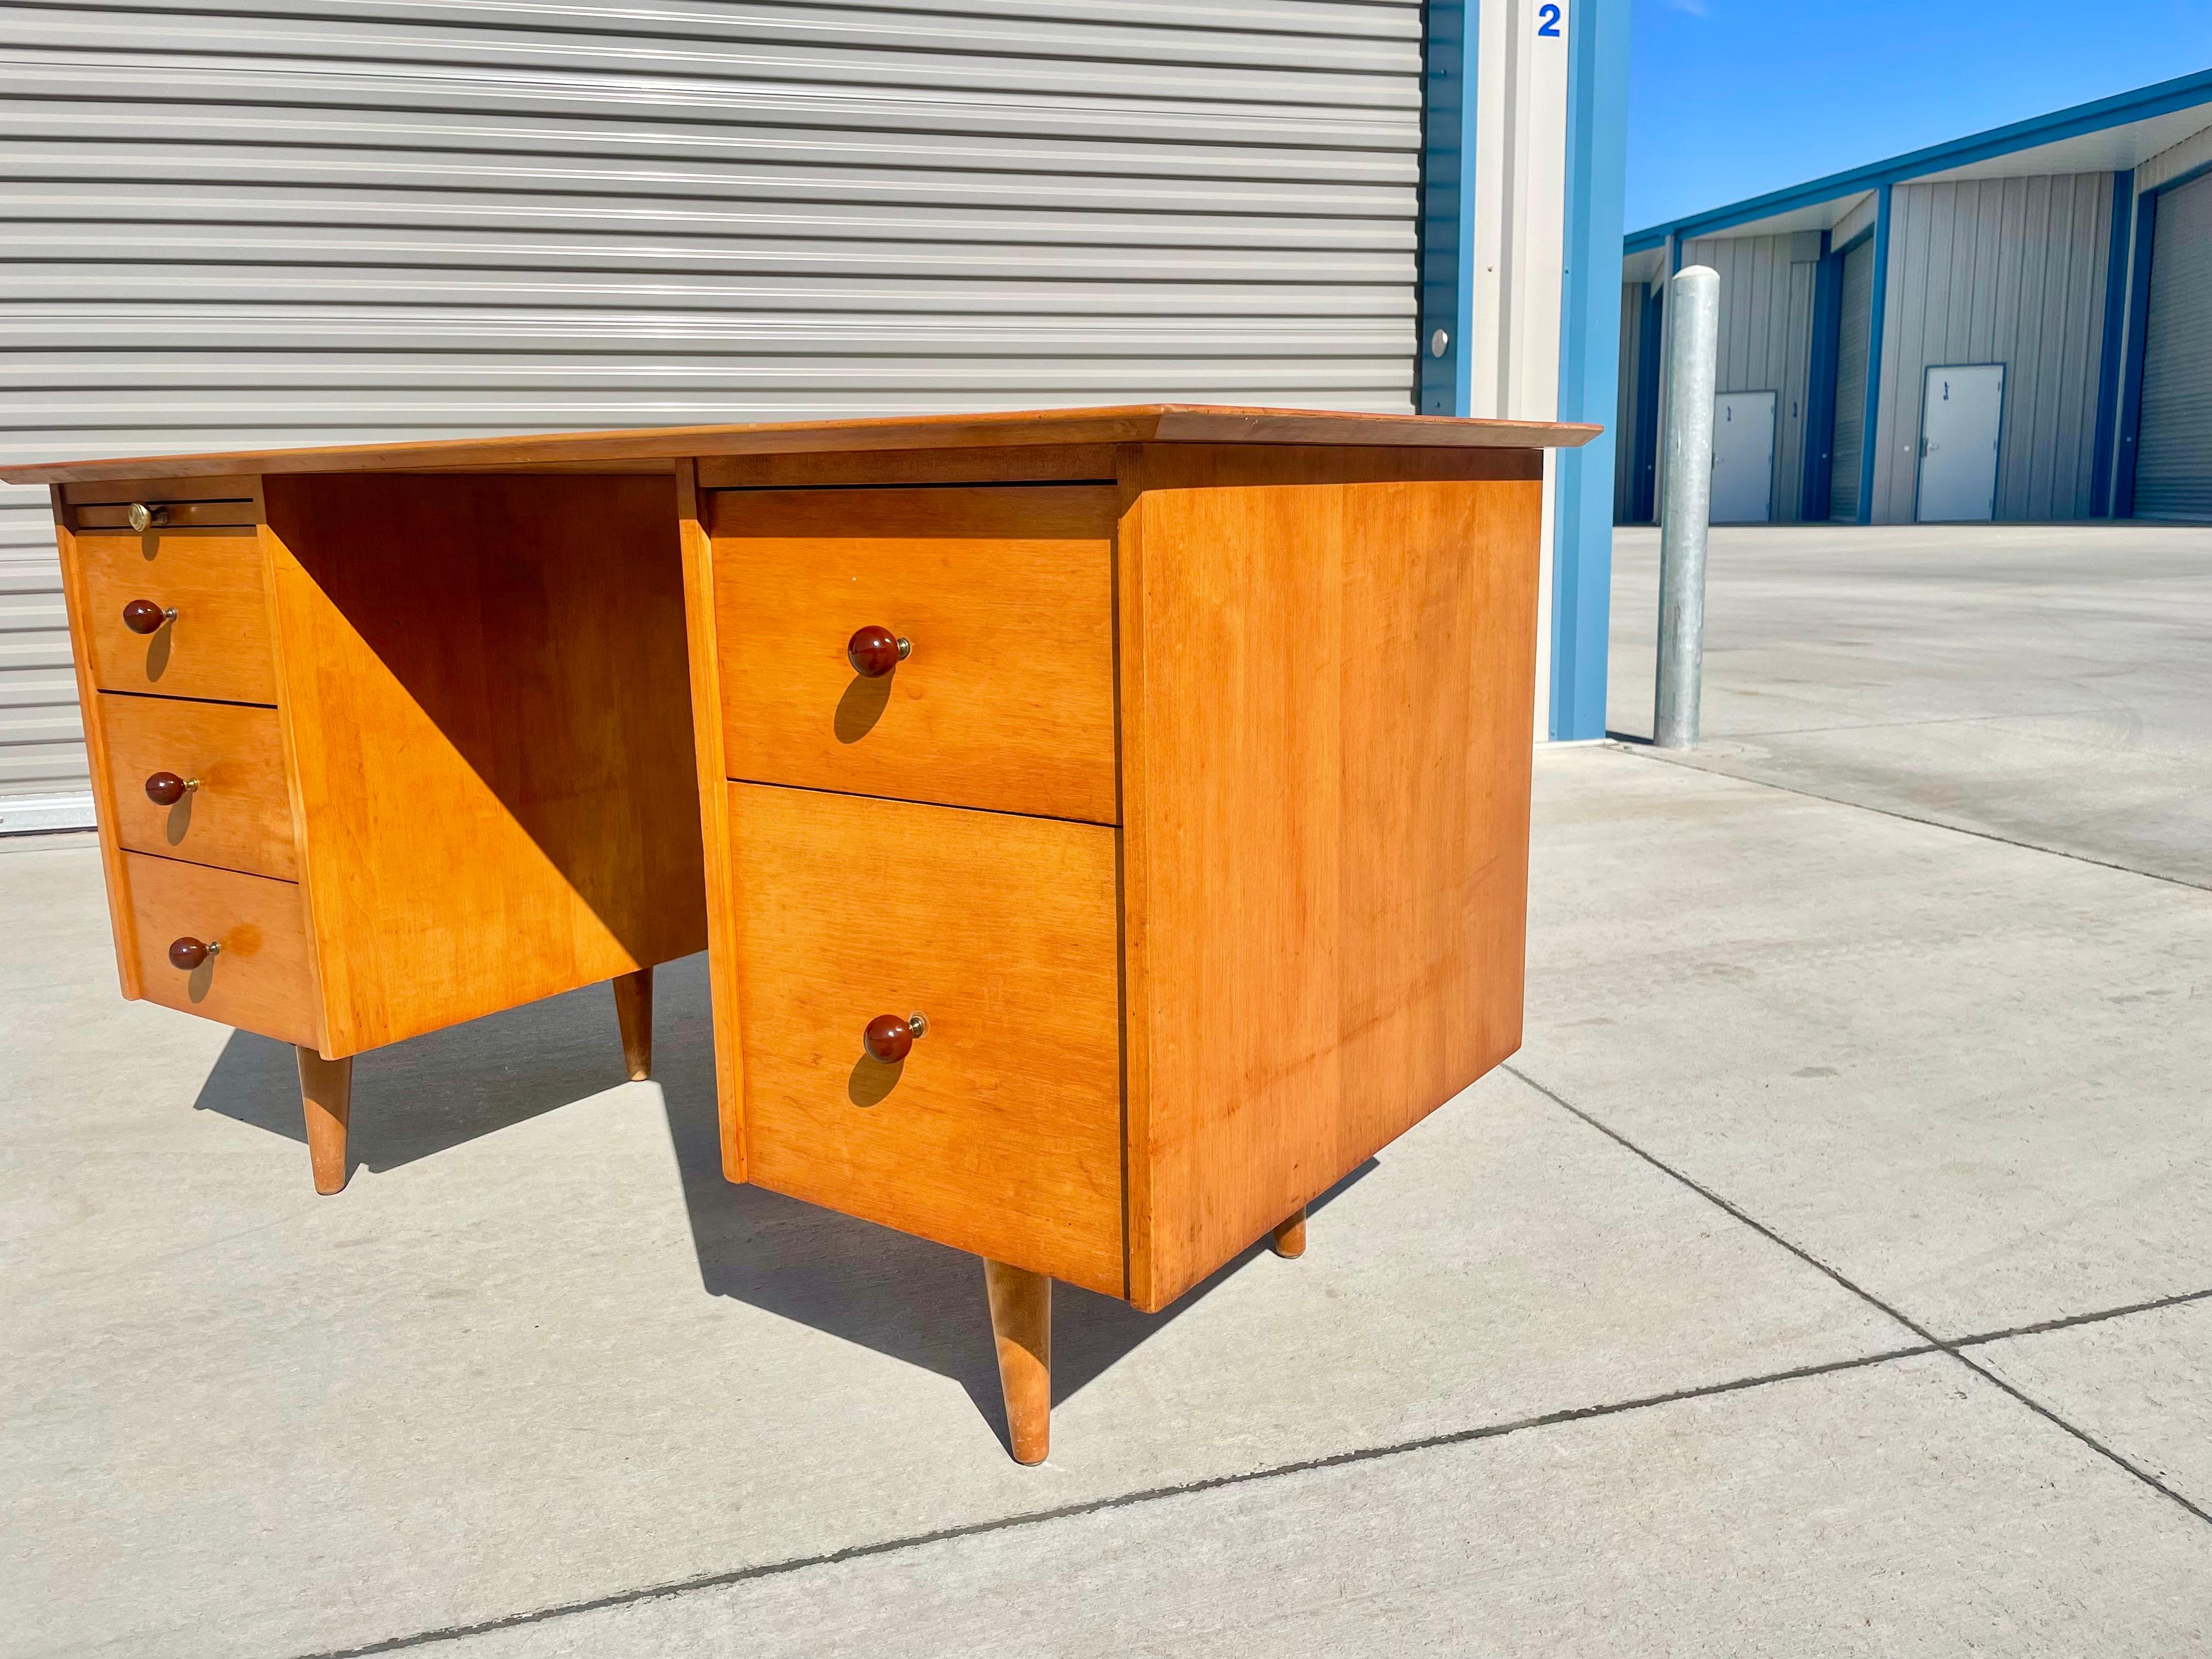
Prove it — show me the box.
[1537,2,1562,35]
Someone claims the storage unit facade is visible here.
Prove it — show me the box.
[0,1,1633,832]
[1616,74,2212,530]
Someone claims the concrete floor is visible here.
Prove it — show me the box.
[5,524,2210,1656]
[1608,521,2212,888]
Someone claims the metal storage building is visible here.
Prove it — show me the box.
[1617,70,2212,529]
[0,0,1629,837]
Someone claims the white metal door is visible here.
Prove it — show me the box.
[1916,365,2005,522]
[1710,391,1776,522]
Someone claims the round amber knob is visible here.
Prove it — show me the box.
[168,936,219,971]
[122,599,174,635]
[847,625,911,678]
[144,771,198,806]
[862,1012,927,1063]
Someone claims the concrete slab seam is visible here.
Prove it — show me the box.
[277,1345,1944,1659]
[1504,1061,2212,1528]
[1948,1285,2212,1352]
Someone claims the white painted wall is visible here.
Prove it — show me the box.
[1471,0,1571,739]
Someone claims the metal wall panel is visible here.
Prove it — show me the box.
[0,495,81,829]
[1869,173,2113,522]
[2136,120,2212,193]
[0,0,1426,825]
[1681,233,1816,520]
[2135,170,2212,521]
[1829,236,1875,522]
[1831,192,1878,249]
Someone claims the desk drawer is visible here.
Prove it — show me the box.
[709,485,1118,824]
[99,694,297,881]
[75,531,278,704]
[726,782,1124,1294]
[122,852,318,1047]
[63,475,259,531]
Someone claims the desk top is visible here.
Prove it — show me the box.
[0,404,1600,487]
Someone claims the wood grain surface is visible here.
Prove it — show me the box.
[122,851,318,1047]
[76,530,279,704]
[1,406,1598,486]
[53,495,143,1000]
[675,460,750,1181]
[711,485,1119,824]
[983,1260,1052,1465]
[725,783,1125,1295]
[61,475,258,505]
[698,444,1115,491]
[98,693,298,880]
[1116,443,1542,1310]
[262,472,706,1057]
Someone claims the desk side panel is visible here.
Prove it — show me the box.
[50,491,140,1000]
[1118,444,1543,1311]
[675,461,748,1182]
[263,472,706,1056]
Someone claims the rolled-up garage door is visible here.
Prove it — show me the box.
[0,2,1426,830]
[2135,170,2212,521]
[1827,236,1875,523]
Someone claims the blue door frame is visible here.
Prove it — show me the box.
[2090,170,2135,517]
[1418,0,1476,419]
[1422,0,1630,740]
[1801,233,1841,521]
[1632,283,1663,521]
[1550,0,1632,740]
[2113,186,2159,517]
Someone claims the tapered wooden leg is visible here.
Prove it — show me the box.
[295,1048,353,1196]
[1271,1206,1307,1259]
[613,967,653,1081]
[983,1259,1051,1465]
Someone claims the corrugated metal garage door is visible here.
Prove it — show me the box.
[1827,236,1875,523]
[0,0,1426,831]
[2135,170,2212,521]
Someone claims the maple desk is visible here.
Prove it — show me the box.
[6,406,1596,1463]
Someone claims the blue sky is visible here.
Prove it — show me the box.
[1627,1,2212,231]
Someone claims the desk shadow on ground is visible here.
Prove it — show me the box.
[190,977,643,1176]
[193,952,1375,1458]
[644,953,1378,1457]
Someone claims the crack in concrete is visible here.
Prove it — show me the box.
[273,1060,2212,1656]
[1504,1062,2212,1531]
[283,1347,1943,1657]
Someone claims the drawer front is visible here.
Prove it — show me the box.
[76,531,279,704]
[122,852,318,1047]
[710,485,1118,824]
[727,782,1124,1294]
[98,694,297,880]
[74,500,260,531]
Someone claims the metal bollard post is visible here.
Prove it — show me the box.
[1655,264,1719,749]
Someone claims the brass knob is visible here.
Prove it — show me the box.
[168,936,221,971]
[121,599,176,635]
[862,1011,928,1063]
[127,503,170,533]
[145,771,199,806]
[847,625,911,678]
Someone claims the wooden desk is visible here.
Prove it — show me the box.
[5,405,1596,1463]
